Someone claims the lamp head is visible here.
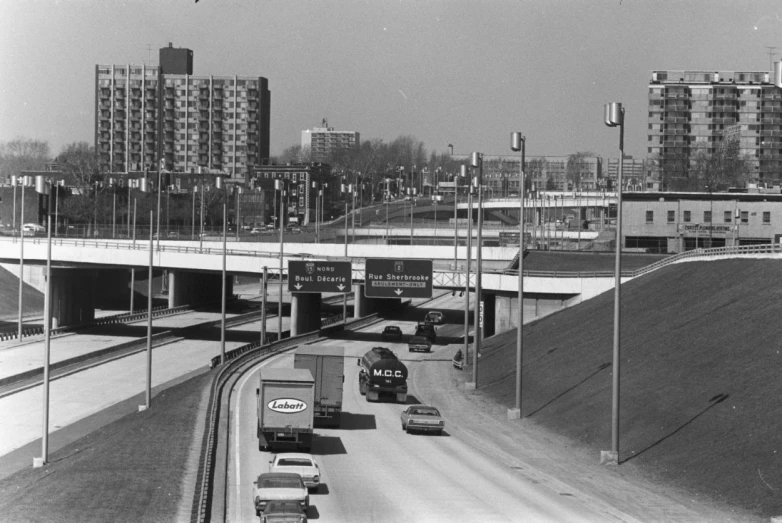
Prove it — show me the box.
[511,132,524,152]
[470,152,482,168]
[604,103,623,127]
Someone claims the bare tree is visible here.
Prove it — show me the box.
[0,137,51,179]
[55,142,102,233]
[566,151,594,190]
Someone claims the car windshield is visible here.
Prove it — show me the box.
[386,327,399,332]
[276,458,313,467]
[411,408,439,416]
[259,477,303,489]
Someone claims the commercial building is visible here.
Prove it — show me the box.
[301,120,359,162]
[622,190,782,253]
[451,154,603,194]
[648,69,782,183]
[247,163,333,225]
[95,44,270,179]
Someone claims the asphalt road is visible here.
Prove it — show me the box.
[226,294,610,523]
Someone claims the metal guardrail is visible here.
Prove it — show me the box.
[0,304,193,342]
[193,312,383,523]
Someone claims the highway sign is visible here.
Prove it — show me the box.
[365,258,433,298]
[288,261,352,293]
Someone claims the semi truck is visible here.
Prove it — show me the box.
[357,346,408,403]
[257,368,315,452]
[294,345,345,427]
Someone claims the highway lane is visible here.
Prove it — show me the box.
[227,296,609,523]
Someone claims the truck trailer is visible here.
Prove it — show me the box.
[257,368,315,452]
[357,347,408,403]
[294,345,345,427]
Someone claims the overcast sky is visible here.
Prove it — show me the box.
[2,0,781,162]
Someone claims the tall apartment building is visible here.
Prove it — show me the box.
[301,120,359,161]
[95,44,270,178]
[648,70,782,183]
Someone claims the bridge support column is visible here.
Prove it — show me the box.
[94,269,134,310]
[168,271,229,308]
[51,268,96,328]
[291,293,321,336]
[352,284,404,316]
[495,294,519,333]
[353,284,367,318]
[480,292,496,339]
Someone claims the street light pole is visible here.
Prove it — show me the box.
[602,102,625,466]
[342,183,350,324]
[276,180,284,341]
[463,168,473,369]
[509,132,525,420]
[468,152,484,390]
[220,203,227,365]
[453,170,462,270]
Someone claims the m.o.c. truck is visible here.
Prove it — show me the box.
[294,345,345,427]
[257,368,315,452]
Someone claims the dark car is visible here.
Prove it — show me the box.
[261,500,308,523]
[381,325,403,342]
[415,322,436,343]
[408,335,432,353]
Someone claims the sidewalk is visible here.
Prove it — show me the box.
[412,344,758,523]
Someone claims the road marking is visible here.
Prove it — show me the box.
[234,352,289,522]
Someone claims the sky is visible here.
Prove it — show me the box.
[1,0,782,162]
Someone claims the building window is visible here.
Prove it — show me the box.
[724,211,732,223]
[645,211,654,223]
[741,211,749,224]
[667,210,675,223]
[704,210,712,223]
[763,211,771,224]
[683,210,691,223]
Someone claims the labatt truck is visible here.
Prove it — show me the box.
[256,368,315,452]
[357,347,408,403]
[294,346,345,428]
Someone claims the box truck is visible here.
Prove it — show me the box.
[257,368,315,452]
[294,345,345,427]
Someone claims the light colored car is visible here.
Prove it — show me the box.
[250,227,263,235]
[400,405,445,435]
[407,335,432,353]
[269,453,320,491]
[22,223,45,234]
[253,472,309,517]
[262,500,308,523]
[424,311,444,324]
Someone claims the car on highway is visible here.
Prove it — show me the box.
[253,472,309,516]
[400,405,445,435]
[261,500,308,523]
[424,311,444,325]
[381,325,403,342]
[407,335,432,353]
[268,453,320,491]
[250,227,264,235]
[415,322,436,343]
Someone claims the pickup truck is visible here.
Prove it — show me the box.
[414,322,436,343]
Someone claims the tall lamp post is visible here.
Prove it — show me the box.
[602,101,625,466]
[509,132,525,420]
[16,175,30,341]
[467,152,483,390]
[342,183,351,323]
[463,165,473,367]
[275,179,285,340]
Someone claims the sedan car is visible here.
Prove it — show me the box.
[424,311,444,324]
[407,335,432,353]
[415,322,436,343]
[400,405,445,435]
[253,472,309,516]
[381,325,403,342]
[268,453,320,491]
[261,500,308,523]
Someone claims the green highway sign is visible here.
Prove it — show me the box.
[288,261,352,293]
[365,258,433,298]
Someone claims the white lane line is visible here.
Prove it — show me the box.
[234,352,289,523]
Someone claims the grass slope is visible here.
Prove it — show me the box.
[477,258,782,518]
[0,372,211,523]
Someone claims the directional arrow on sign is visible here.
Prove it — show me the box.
[295,284,303,290]
[395,289,403,295]
[337,284,345,291]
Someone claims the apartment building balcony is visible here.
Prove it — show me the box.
[114,89,125,99]
[164,111,175,120]
[760,116,782,124]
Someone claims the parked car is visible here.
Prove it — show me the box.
[250,227,263,235]
[253,472,309,517]
[415,322,436,343]
[261,500,308,523]
[407,335,432,353]
[22,223,45,234]
[400,405,445,435]
[268,453,320,491]
[381,325,403,342]
[424,311,444,325]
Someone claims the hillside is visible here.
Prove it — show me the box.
[474,258,782,519]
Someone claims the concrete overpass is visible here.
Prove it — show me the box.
[0,235,624,340]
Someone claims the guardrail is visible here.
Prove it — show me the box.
[0,304,194,342]
[194,312,383,523]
